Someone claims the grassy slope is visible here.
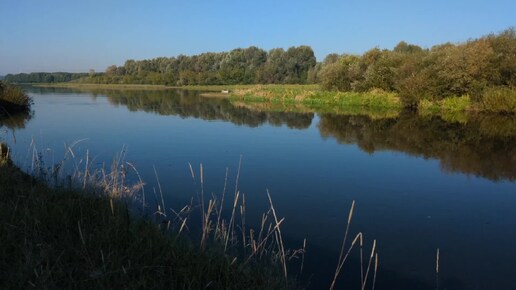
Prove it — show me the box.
[0,158,288,289]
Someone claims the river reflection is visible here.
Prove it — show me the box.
[96,88,314,129]
[41,87,514,181]
[0,111,32,130]
[318,113,516,181]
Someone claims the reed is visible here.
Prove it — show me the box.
[267,189,288,280]
[330,201,379,290]
[0,146,294,289]
[2,140,385,289]
[436,248,440,290]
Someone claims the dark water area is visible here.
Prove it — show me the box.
[2,86,515,290]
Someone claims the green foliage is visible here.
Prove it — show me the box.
[230,85,401,116]
[317,27,516,113]
[480,87,516,113]
[85,46,316,86]
[440,95,471,112]
[4,72,87,83]
[0,81,32,112]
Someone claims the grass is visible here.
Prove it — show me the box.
[0,81,32,114]
[418,95,471,123]
[228,85,403,118]
[0,146,294,289]
[32,82,515,115]
[480,87,516,114]
[0,139,385,289]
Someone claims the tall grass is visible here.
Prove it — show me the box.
[480,87,516,114]
[1,143,296,289]
[1,140,385,289]
[0,81,32,111]
[329,201,378,290]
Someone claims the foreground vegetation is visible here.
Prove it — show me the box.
[0,138,385,289]
[0,152,291,289]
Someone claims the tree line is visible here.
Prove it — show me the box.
[4,46,317,85]
[4,28,515,109]
[316,28,516,108]
[84,46,316,86]
[4,72,87,83]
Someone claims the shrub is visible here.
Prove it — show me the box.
[480,87,516,114]
[440,95,471,112]
[0,81,32,115]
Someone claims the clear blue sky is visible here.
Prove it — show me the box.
[0,0,514,75]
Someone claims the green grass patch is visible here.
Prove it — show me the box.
[418,95,471,121]
[480,87,516,114]
[232,86,400,107]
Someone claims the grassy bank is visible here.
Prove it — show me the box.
[34,82,516,115]
[0,81,32,114]
[226,85,403,119]
[0,152,290,289]
[227,85,516,115]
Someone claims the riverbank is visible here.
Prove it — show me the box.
[0,81,32,115]
[0,154,289,289]
[32,83,516,115]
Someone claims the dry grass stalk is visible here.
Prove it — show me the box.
[214,167,229,241]
[330,232,362,290]
[153,165,166,218]
[300,238,307,276]
[372,253,378,290]
[200,163,205,231]
[244,217,285,264]
[126,162,146,210]
[362,239,376,290]
[330,200,356,290]
[360,231,364,287]
[436,248,440,290]
[200,199,215,250]
[224,190,240,251]
[267,189,288,280]
[240,193,246,250]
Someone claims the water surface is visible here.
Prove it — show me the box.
[2,87,515,290]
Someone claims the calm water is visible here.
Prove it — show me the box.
[2,87,516,290]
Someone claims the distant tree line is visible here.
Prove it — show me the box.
[316,28,516,107]
[74,46,317,86]
[4,72,88,83]
[4,28,515,109]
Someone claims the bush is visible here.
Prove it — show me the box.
[480,87,516,114]
[0,81,32,113]
[440,95,471,112]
